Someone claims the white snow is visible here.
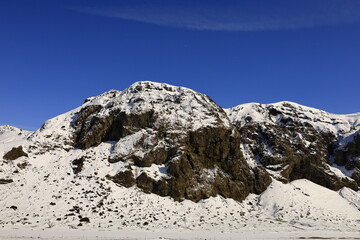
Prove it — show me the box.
[82,81,231,132]
[328,163,354,178]
[339,187,360,209]
[226,101,360,135]
[0,126,32,151]
[133,163,170,181]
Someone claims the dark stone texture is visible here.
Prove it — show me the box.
[106,170,135,188]
[234,110,359,191]
[334,132,360,169]
[3,146,28,160]
[72,157,85,174]
[0,179,13,184]
[71,89,269,202]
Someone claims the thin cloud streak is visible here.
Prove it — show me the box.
[76,0,360,31]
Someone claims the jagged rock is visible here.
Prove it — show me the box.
[106,170,135,188]
[0,179,13,184]
[352,168,360,186]
[334,132,360,171]
[10,205,17,210]
[3,146,28,160]
[227,102,359,191]
[79,217,90,223]
[17,161,29,169]
[251,166,272,194]
[72,82,265,202]
[72,157,85,174]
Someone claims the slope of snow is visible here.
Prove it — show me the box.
[0,125,32,159]
[339,187,360,209]
[85,81,231,131]
[259,179,360,225]
[226,101,360,136]
[1,155,359,238]
[28,81,231,152]
[27,106,82,150]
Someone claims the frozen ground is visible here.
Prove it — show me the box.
[1,177,359,240]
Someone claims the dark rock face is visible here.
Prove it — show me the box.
[333,132,360,185]
[74,107,157,150]
[71,82,270,202]
[228,103,359,191]
[3,146,28,160]
[162,127,256,201]
[72,157,85,174]
[77,108,262,202]
[106,170,136,188]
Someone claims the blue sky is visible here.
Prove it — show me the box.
[1,0,360,130]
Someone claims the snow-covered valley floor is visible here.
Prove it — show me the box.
[1,177,359,240]
[1,226,359,240]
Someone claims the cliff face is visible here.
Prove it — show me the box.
[226,102,360,191]
[68,81,270,202]
[24,81,270,202]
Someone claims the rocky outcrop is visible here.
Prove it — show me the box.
[227,102,359,191]
[15,81,358,203]
[70,81,270,202]
[3,146,28,160]
[333,131,360,185]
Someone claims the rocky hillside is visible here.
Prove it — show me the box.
[226,102,360,190]
[0,81,359,230]
[17,81,270,202]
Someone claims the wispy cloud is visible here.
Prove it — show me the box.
[75,0,360,31]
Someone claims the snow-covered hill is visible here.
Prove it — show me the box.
[0,81,359,238]
[226,101,360,190]
[226,101,360,135]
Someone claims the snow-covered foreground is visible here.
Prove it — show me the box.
[0,226,359,240]
[1,175,359,239]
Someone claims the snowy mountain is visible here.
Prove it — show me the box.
[0,81,359,237]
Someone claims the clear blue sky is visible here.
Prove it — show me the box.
[1,0,360,130]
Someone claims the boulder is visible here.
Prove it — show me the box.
[3,146,28,160]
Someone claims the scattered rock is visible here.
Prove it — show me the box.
[10,205,17,210]
[0,179,13,184]
[72,157,85,174]
[79,217,90,223]
[3,146,28,160]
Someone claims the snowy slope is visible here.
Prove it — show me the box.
[0,125,32,161]
[30,81,230,147]
[83,81,231,131]
[226,101,360,136]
